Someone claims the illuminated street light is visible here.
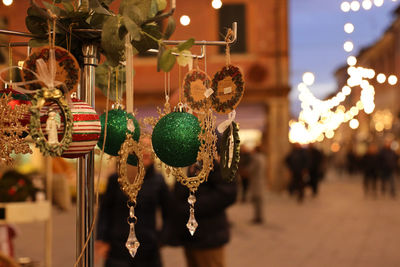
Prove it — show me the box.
[374,0,384,7]
[341,1,351,12]
[2,0,12,6]
[377,73,386,83]
[180,15,191,26]
[388,75,398,85]
[211,0,222,9]
[344,41,354,52]
[351,1,361,11]
[302,72,315,86]
[344,23,355,33]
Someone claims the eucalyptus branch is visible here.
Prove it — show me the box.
[31,0,83,41]
[141,7,175,26]
[140,30,162,45]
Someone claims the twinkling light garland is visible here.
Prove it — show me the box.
[289,0,399,144]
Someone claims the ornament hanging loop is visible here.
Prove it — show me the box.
[225,28,234,66]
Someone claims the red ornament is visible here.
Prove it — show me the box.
[8,187,16,196]
[40,98,101,158]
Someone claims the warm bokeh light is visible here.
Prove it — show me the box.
[349,119,359,129]
[180,15,191,26]
[341,1,351,12]
[374,0,384,7]
[211,0,222,9]
[2,0,12,6]
[377,73,386,83]
[388,75,398,85]
[347,56,357,66]
[331,142,341,152]
[325,130,334,139]
[362,0,373,9]
[343,41,354,52]
[350,0,361,11]
[289,1,390,145]
[342,86,352,95]
[302,72,315,86]
[344,23,355,33]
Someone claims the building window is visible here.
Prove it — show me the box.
[218,4,246,54]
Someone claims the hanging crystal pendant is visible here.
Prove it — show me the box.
[186,193,198,235]
[228,131,234,168]
[126,223,140,258]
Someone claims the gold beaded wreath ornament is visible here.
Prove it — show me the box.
[29,88,74,157]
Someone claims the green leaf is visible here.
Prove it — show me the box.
[89,0,113,15]
[27,6,43,17]
[177,50,192,67]
[119,0,151,25]
[101,16,125,67]
[95,62,127,101]
[132,24,162,53]
[86,13,108,28]
[28,38,49,47]
[149,0,157,17]
[164,16,175,40]
[160,49,176,72]
[42,1,67,17]
[177,38,195,51]
[25,16,47,35]
[156,0,167,11]
[62,1,74,13]
[122,14,141,41]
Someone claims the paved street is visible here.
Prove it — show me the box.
[13,171,400,267]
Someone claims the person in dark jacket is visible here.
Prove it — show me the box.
[361,144,379,197]
[95,138,170,267]
[306,144,325,197]
[285,143,309,203]
[166,161,237,267]
[378,140,398,197]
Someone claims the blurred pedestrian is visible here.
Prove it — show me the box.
[238,146,251,202]
[361,144,379,197]
[306,144,325,197]
[285,143,309,203]
[247,146,266,224]
[378,140,398,198]
[165,161,237,267]
[346,147,358,174]
[95,138,171,267]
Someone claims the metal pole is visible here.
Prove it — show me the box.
[76,43,97,267]
[45,157,53,267]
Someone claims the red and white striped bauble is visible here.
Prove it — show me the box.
[40,98,101,158]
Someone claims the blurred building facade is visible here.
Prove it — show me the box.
[334,6,400,154]
[0,0,290,189]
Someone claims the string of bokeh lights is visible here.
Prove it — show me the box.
[289,0,399,144]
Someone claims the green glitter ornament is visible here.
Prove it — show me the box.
[152,112,201,167]
[97,109,140,165]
